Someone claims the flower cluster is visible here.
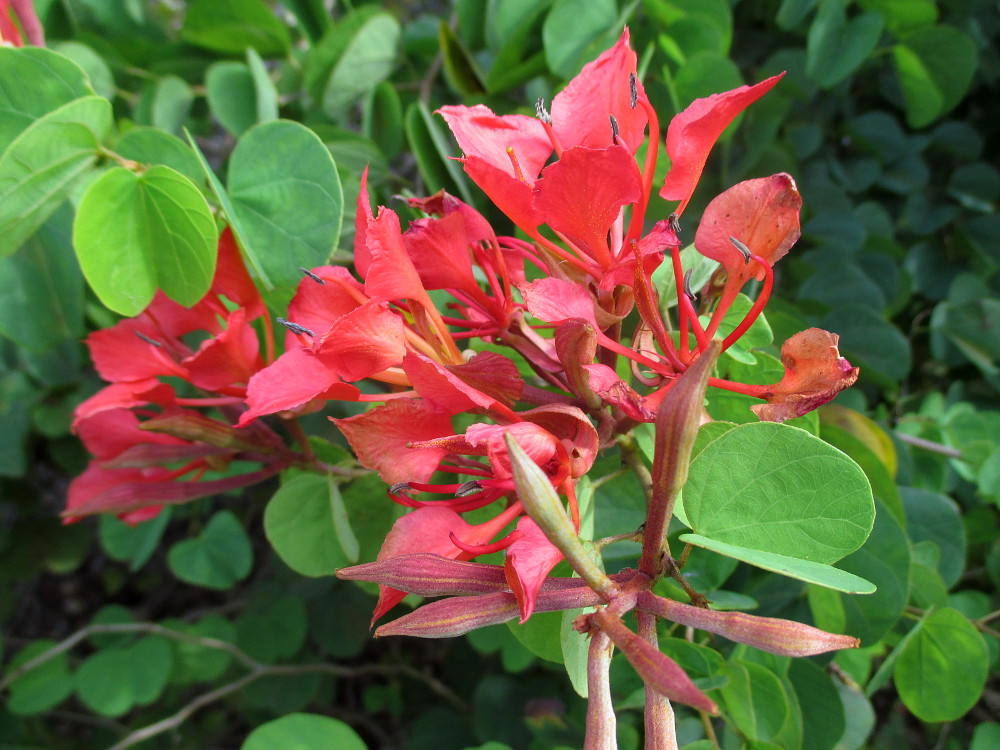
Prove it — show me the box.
[69,28,861,736]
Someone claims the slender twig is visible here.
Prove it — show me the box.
[894,431,962,458]
[618,435,654,507]
[3,621,468,750]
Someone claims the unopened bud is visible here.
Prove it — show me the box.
[592,608,718,714]
[505,433,617,599]
[637,591,860,657]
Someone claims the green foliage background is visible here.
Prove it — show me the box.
[1,1,998,748]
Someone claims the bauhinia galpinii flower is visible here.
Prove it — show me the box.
[68,26,867,750]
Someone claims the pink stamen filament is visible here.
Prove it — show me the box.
[449,527,523,555]
[625,95,660,246]
[173,396,245,407]
[721,257,774,352]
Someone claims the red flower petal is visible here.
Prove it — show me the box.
[582,363,655,421]
[445,351,524,408]
[660,73,784,214]
[238,347,350,425]
[751,328,860,422]
[694,173,801,282]
[213,227,265,321]
[533,145,642,264]
[363,206,434,311]
[403,212,481,296]
[73,379,176,430]
[75,406,184,459]
[438,104,551,181]
[402,352,497,414]
[313,301,406,381]
[504,517,564,623]
[551,28,648,152]
[462,155,543,233]
[332,399,454,484]
[183,308,263,391]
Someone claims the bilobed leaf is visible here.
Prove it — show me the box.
[181,0,291,57]
[206,61,258,136]
[0,46,94,150]
[227,120,343,290]
[901,487,965,587]
[0,202,82,350]
[152,77,193,136]
[75,637,173,717]
[98,508,172,572]
[438,20,486,97]
[0,95,112,258]
[682,422,874,564]
[167,510,253,589]
[806,1,883,89]
[312,9,401,118]
[114,128,203,184]
[242,713,368,750]
[561,608,589,698]
[6,639,75,715]
[679,534,876,593]
[73,164,218,316]
[892,25,977,128]
[894,607,988,721]
[264,473,350,576]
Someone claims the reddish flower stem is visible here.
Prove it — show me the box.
[584,630,617,750]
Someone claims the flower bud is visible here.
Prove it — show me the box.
[637,592,860,657]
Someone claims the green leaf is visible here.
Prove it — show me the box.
[243,713,369,750]
[0,95,111,258]
[900,487,965,588]
[151,75,192,136]
[806,1,883,89]
[6,640,75,715]
[264,474,350,577]
[227,120,344,290]
[405,100,474,204]
[52,42,115,100]
[682,422,875,564]
[247,47,279,125]
[162,615,236,685]
[0,202,82,350]
[75,637,173,717]
[168,510,253,589]
[0,46,94,150]
[971,723,1000,750]
[811,499,910,646]
[719,660,790,744]
[788,658,845,750]
[283,0,332,41]
[673,52,744,109]
[439,20,486,96]
[236,596,308,663]
[207,62,259,137]
[679,534,876,593]
[307,8,401,119]
[542,0,617,78]
[892,25,977,128]
[560,608,589,698]
[73,164,218,316]
[507,609,563,663]
[181,0,291,57]
[894,607,988,721]
[99,508,171,572]
[114,127,204,185]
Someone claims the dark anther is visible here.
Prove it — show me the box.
[455,480,482,497]
[134,330,162,347]
[300,267,325,285]
[609,114,620,145]
[683,269,696,303]
[388,482,413,495]
[629,73,637,109]
[668,213,681,235]
[729,236,752,264]
[535,97,552,124]
[277,317,315,337]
